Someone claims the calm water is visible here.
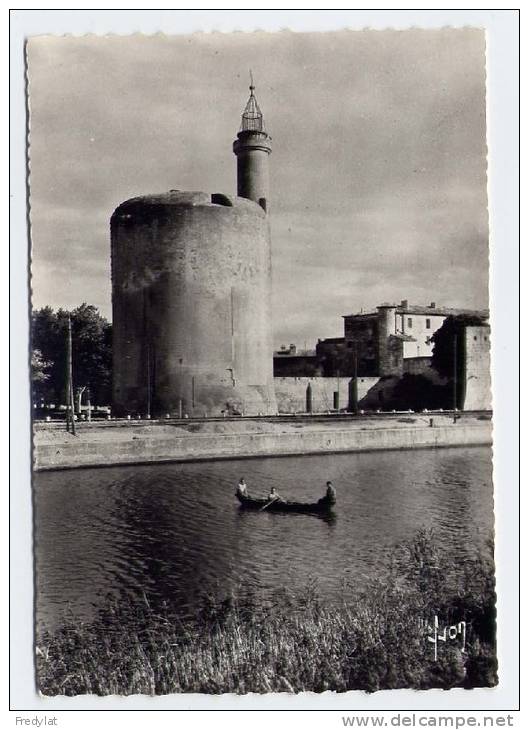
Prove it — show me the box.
[34,447,494,631]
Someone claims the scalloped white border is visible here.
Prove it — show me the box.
[9,8,519,716]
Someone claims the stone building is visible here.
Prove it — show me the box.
[273,345,320,377]
[273,337,362,378]
[274,300,488,382]
[111,84,277,417]
[343,300,489,378]
[314,337,354,377]
[272,300,491,413]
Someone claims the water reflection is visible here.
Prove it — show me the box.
[234,506,337,526]
[34,447,494,631]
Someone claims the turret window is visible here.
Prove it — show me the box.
[211,193,233,207]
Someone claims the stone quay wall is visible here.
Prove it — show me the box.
[34,416,492,471]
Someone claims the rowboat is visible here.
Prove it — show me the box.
[236,492,336,514]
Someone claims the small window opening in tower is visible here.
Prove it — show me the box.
[258,197,267,212]
[211,193,233,207]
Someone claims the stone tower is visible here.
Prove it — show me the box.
[110,83,277,418]
[233,81,272,211]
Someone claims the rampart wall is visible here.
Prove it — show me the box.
[274,376,380,413]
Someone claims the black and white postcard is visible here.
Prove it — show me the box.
[10,8,520,716]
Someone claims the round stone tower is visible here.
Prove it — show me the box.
[111,85,277,417]
[233,82,271,211]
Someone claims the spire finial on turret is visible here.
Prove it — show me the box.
[240,73,265,133]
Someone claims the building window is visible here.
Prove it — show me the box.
[407,318,413,329]
[426,318,431,329]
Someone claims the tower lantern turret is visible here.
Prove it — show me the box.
[233,79,271,211]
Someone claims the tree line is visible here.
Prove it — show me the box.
[31,304,112,409]
[30,304,486,413]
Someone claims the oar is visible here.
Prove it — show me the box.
[259,497,278,512]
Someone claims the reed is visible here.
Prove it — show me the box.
[36,529,497,695]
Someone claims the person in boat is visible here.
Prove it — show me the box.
[324,481,337,503]
[236,478,248,498]
[268,486,284,503]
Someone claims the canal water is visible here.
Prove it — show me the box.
[34,447,494,631]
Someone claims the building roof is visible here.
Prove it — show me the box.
[343,304,489,319]
[317,337,345,344]
[274,352,316,359]
[113,190,265,216]
[396,305,489,318]
[342,312,378,320]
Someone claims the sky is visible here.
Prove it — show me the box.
[28,29,489,348]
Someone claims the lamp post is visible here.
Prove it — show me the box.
[452,333,458,423]
[146,341,151,419]
[66,315,76,435]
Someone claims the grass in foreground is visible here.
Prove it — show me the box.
[36,529,497,695]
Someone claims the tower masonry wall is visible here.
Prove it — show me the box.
[236,152,269,207]
[377,307,403,376]
[111,191,277,417]
[463,326,492,410]
[233,130,271,209]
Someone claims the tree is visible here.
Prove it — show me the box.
[31,304,112,407]
[32,306,65,405]
[65,304,112,409]
[31,349,53,404]
[431,314,487,408]
[31,349,52,382]
[389,373,452,411]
